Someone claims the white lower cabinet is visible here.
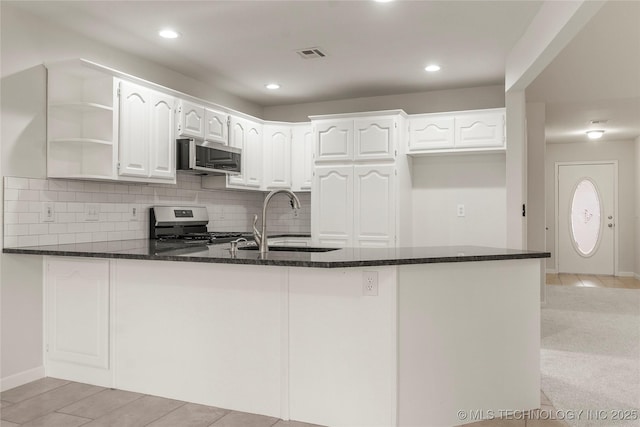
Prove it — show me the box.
[312,165,354,246]
[312,164,396,248]
[354,164,396,247]
[45,257,112,386]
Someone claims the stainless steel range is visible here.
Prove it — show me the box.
[149,206,246,244]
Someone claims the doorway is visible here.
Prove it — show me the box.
[556,162,617,275]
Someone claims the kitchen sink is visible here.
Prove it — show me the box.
[238,245,339,253]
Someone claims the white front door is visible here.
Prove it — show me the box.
[557,163,616,275]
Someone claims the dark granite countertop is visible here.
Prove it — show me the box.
[3,238,550,268]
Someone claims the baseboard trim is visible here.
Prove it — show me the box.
[1,366,45,392]
[545,269,558,274]
[617,271,635,278]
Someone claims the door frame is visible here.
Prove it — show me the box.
[554,160,619,275]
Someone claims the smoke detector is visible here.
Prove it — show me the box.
[296,47,327,59]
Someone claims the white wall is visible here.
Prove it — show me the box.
[411,154,507,247]
[527,103,546,251]
[636,136,640,278]
[545,140,637,274]
[262,85,505,122]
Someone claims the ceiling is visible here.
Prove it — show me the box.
[526,1,640,144]
[9,0,542,106]
[7,1,639,145]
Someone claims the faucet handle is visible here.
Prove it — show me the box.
[252,214,262,246]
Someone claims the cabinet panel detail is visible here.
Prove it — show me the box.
[355,118,395,160]
[409,117,454,151]
[316,122,352,161]
[46,258,109,369]
[354,165,396,247]
[455,113,504,148]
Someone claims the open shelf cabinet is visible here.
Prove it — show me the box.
[47,60,118,179]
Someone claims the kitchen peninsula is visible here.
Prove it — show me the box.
[4,242,549,427]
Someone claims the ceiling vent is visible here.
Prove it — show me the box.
[296,47,327,59]
[590,119,609,125]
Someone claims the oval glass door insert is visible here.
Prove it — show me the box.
[570,179,602,256]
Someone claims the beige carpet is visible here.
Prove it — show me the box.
[541,286,640,426]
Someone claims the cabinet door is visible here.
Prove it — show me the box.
[312,165,353,247]
[354,117,396,160]
[245,120,263,188]
[205,108,228,144]
[118,80,150,178]
[148,92,176,180]
[228,116,246,186]
[354,165,396,247]
[315,120,353,162]
[455,111,505,148]
[263,124,291,189]
[178,100,205,140]
[292,125,314,191]
[409,115,455,151]
[46,258,110,369]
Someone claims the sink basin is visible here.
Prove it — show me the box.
[238,245,339,253]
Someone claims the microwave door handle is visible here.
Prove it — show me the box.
[189,139,197,169]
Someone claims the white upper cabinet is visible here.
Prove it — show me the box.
[315,120,353,162]
[226,115,262,189]
[118,80,150,178]
[409,108,505,155]
[353,164,396,247]
[149,92,176,180]
[314,115,398,162]
[177,100,205,140]
[245,122,263,188]
[118,80,176,183]
[354,117,396,160]
[292,124,314,191]
[263,124,292,190]
[455,111,505,149]
[408,115,455,151]
[177,100,229,145]
[205,108,229,144]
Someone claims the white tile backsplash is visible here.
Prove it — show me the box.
[3,174,311,247]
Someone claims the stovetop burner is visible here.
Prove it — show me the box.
[156,232,247,244]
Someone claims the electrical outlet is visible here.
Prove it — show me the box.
[362,271,379,296]
[85,203,99,221]
[42,202,55,223]
[293,208,299,218]
[219,207,225,220]
[130,206,138,221]
[457,204,465,217]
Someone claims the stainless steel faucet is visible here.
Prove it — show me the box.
[253,189,301,255]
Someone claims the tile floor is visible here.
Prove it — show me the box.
[1,378,570,427]
[0,377,320,427]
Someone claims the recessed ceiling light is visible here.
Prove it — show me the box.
[265,83,281,90]
[424,64,441,72]
[159,29,180,39]
[586,130,605,139]
[373,0,394,3]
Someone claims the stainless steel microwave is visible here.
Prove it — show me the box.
[176,138,241,175]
